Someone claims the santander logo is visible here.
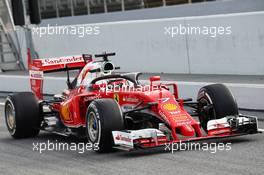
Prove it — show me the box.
[42,55,83,66]
[115,134,131,142]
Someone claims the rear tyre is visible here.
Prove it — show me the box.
[5,92,41,138]
[197,84,238,132]
[86,99,124,153]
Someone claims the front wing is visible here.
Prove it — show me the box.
[112,115,262,151]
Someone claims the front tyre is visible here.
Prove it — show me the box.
[86,99,124,152]
[197,84,238,132]
[5,92,41,138]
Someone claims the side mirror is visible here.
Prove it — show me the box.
[149,76,160,82]
[149,76,160,86]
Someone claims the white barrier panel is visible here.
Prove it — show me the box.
[29,12,264,75]
[29,11,264,75]
[187,12,264,74]
[32,19,189,74]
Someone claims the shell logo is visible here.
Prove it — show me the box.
[162,103,177,111]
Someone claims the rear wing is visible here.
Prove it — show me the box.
[28,49,90,72]
[27,48,92,100]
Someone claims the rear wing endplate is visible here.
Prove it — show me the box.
[27,48,91,99]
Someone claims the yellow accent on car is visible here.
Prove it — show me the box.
[114,93,119,103]
[61,103,71,121]
[162,103,177,111]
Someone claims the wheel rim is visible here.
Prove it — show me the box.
[87,112,100,142]
[5,101,16,134]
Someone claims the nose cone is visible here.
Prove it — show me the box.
[179,124,195,136]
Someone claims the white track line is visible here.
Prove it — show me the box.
[0,74,65,80]
[258,129,264,132]
[0,102,5,106]
[1,75,264,88]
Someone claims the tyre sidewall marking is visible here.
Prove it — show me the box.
[87,103,102,145]
[5,97,16,135]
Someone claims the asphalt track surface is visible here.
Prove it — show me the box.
[0,101,263,175]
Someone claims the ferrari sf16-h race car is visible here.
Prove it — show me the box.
[4,51,262,152]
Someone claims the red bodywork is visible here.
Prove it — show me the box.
[27,50,259,149]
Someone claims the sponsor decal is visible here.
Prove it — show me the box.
[42,55,83,66]
[83,95,100,102]
[115,134,132,142]
[170,111,181,115]
[172,115,189,122]
[162,103,177,111]
[213,123,226,128]
[114,93,119,103]
[112,131,134,147]
[177,121,192,125]
[29,70,43,79]
[123,96,140,103]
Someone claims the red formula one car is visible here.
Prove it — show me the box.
[4,52,261,152]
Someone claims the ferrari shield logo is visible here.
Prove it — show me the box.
[114,93,119,103]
